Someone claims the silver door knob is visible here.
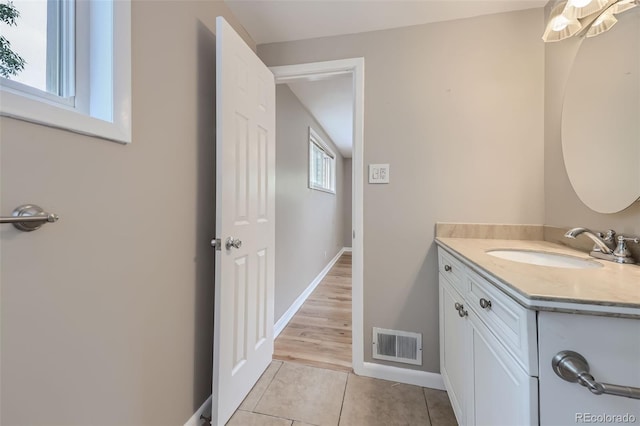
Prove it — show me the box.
[225,237,242,250]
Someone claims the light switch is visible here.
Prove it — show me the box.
[369,164,390,184]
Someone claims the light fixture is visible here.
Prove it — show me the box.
[611,0,638,13]
[542,2,582,42]
[542,0,639,42]
[586,8,618,36]
[563,0,609,19]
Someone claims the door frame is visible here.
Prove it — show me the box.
[270,58,365,374]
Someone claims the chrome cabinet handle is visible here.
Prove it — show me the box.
[444,264,452,272]
[479,298,492,309]
[0,204,59,232]
[454,302,468,318]
[225,237,242,250]
[552,351,640,400]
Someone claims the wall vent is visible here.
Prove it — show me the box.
[372,327,422,366]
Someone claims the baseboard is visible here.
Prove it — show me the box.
[357,361,446,390]
[184,395,211,426]
[274,247,349,337]
[343,247,353,253]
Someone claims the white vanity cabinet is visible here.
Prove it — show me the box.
[438,247,539,426]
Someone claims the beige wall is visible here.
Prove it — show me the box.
[0,2,253,424]
[343,158,353,248]
[260,9,546,373]
[543,22,640,235]
[275,85,347,320]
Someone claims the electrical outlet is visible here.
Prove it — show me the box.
[369,164,390,184]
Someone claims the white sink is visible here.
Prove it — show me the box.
[486,249,602,269]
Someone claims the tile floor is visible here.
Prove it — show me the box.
[226,361,458,426]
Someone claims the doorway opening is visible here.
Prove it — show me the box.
[270,58,364,374]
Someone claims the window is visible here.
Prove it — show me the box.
[0,0,131,143]
[308,127,336,194]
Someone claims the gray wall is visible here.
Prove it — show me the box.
[543,19,640,235]
[275,85,347,321]
[343,158,353,247]
[260,9,546,373]
[0,2,253,424]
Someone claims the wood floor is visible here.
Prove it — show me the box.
[274,252,352,372]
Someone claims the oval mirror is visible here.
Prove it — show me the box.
[562,6,640,214]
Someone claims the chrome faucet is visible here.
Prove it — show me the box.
[565,228,638,264]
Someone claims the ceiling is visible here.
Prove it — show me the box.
[287,74,354,158]
[230,0,549,159]
[224,0,548,45]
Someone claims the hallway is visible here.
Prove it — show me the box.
[273,252,352,372]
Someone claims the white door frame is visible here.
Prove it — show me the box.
[270,58,365,375]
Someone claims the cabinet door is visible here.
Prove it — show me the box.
[468,311,538,426]
[440,276,468,425]
[539,312,640,425]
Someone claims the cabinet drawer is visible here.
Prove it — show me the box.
[467,273,537,375]
[438,248,467,295]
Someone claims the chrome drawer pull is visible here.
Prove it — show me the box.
[479,298,492,309]
[552,351,640,400]
[454,302,468,318]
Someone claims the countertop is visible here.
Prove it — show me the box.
[435,238,640,317]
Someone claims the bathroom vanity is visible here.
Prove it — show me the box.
[436,238,640,426]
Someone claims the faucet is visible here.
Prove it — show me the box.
[565,227,638,264]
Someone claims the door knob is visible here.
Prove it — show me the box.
[225,237,242,250]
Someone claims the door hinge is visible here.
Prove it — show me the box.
[211,238,221,251]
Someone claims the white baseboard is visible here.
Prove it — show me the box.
[343,247,352,253]
[184,395,211,426]
[274,247,349,337]
[357,362,446,390]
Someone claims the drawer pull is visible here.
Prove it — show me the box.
[444,264,452,272]
[479,298,492,309]
[454,302,468,318]
[552,351,640,400]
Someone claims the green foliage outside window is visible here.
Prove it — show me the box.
[0,1,26,78]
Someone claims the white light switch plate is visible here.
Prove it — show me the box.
[369,164,390,184]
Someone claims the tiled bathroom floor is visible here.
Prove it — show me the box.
[226,360,458,426]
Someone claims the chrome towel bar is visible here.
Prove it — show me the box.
[552,350,640,400]
[0,204,59,232]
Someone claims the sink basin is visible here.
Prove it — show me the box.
[486,249,602,269]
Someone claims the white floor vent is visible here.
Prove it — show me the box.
[372,327,422,366]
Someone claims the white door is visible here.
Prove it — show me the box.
[212,16,276,426]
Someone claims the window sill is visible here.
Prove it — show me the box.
[1,86,131,144]
[309,185,336,195]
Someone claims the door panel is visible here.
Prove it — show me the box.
[212,16,275,426]
[468,311,538,426]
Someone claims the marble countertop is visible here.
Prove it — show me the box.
[436,238,640,317]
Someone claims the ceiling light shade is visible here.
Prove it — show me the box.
[542,2,583,41]
[563,0,609,19]
[611,0,639,14]
[586,9,618,36]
